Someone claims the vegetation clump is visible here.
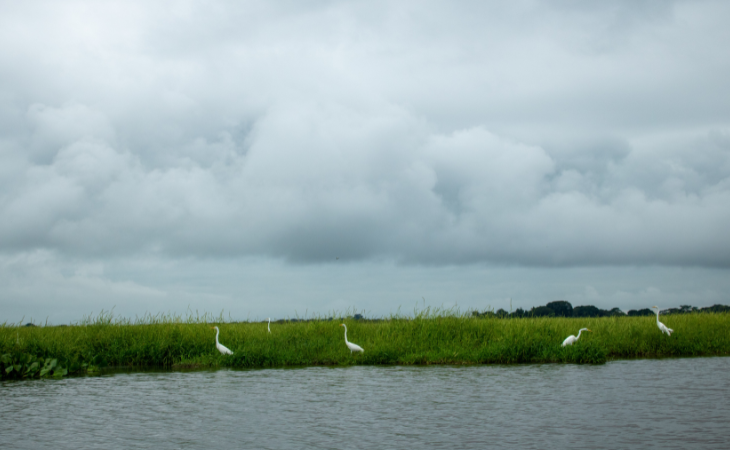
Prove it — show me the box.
[2,307,729,379]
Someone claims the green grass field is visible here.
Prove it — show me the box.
[2,311,729,379]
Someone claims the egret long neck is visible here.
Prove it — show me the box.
[343,326,349,343]
[215,328,220,344]
[576,329,583,340]
[655,310,660,324]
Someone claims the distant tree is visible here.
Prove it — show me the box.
[607,308,626,316]
[472,302,727,319]
[531,306,555,317]
[627,309,654,317]
[510,308,526,318]
[700,304,730,313]
[353,314,364,320]
[546,301,573,317]
[661,305,696,315]
[573,305,602,318]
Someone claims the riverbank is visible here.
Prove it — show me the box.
[2,313,729,378]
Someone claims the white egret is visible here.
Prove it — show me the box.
[267,317,271,333]
[562,328,591,347]
[210,326,233,355]
[651,306,673,336]
[340,324,364,354]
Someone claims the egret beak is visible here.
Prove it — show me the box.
[340,324,344,327]
[586,329,592,332]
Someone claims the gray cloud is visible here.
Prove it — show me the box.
[2,99,728,266]
[1,1,729,289]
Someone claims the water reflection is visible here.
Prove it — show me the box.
[2,358,730,449]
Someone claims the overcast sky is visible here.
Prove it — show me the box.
[1,0,729,324]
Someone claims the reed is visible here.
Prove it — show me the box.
[2,310,729,378]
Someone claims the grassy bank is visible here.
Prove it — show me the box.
[2,312,730,379]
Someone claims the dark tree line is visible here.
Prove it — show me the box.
[472,301,730,319]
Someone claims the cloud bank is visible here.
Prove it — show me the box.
[1,1,730,271]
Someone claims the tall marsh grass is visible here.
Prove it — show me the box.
[2,309,729,378]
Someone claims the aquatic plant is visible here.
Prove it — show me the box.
[0,352,77,379]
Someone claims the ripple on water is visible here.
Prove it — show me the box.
[2,358,730,450]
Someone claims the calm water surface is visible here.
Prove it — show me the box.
[2,358,729,449]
